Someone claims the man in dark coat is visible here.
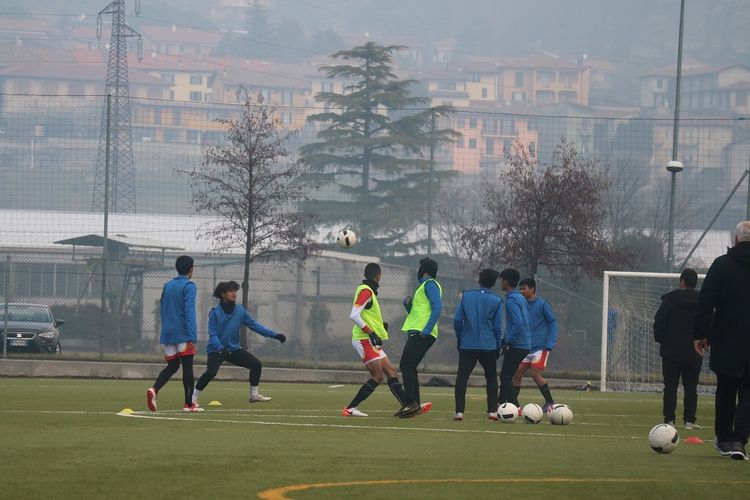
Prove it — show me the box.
[695,220,750,461]
[654,268,701,429]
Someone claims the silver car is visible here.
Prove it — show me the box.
[0,304,64,354]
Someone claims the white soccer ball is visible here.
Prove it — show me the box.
[549,404,574,425]
[522,403,544,424]
[497,402,518,423]
[648,423,679,454]
[336,229,357,249]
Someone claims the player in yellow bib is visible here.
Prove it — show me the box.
[396,257,441,418]
[342,263,409,417]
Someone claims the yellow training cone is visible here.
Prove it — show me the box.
[118,408,135,415]
[208,400,222,406]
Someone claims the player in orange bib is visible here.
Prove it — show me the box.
[342,263,408,417]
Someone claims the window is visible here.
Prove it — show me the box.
[535,91,554,104]
[190,75,203,85]
[537,70,555,87]
[469,138,477,149]
[172,109,181,125]
[186,129,201,144]
[282,91,293,105]
[503,138,512,154]
[515,71,524,87]
[470,73,481,82]
[189,91,203,102]
[457,138,464,148]
[456,117,465,128]
[560,71,578,87]
[322,81,333,92]
[153,108,161,124]
[559,91,578,103]
[260,89,271,103]
[163,73,175,84]
[481,87,488,98]
[529,141,536,157]
[512,91,525,102]
[469,116,477,129]
[206,75,215,87]
[485,138,494,156]
[437,81,457,91]
[737,90,748,107]
[281,112,293,125]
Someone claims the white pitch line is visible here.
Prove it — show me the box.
[327,385,344,388]
[115,411,642,440]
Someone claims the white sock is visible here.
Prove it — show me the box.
[250,386,259,397]
[192,389,201,404]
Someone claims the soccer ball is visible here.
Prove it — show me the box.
[648,423,679,454]
[522,403,544,424]
[549,404,574,425]
[497,402,518,423]
[336,229,357,249]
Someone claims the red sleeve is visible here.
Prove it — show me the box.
[354,288,373,307]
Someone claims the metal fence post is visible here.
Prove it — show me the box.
[100,94,112,361]
[2,255,10,359]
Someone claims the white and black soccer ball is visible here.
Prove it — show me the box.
[497,402,519,423]
[336,229,357,249]
[648,423,679,454]
[549,404,574,425]
[522,403,544,424]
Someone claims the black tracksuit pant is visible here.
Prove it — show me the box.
[455,349,498,413]
[715,365,750,444]
[399,333,436,406]
[498,347,529,406]
[661,357,701,424]
[196,349,262,390]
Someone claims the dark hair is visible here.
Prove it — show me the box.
[478,269,499,288]
[213,280,240,299]
[418,257,438,278]
[680,268,698,289]
[175,255,194,275]
[364,263,381,280]
[518,278,536,290]
[499,268,520,288]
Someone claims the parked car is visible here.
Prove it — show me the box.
[0,303,63,354]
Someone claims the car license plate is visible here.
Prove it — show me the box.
[9,339,27,347]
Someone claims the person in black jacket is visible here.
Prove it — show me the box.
[653,268,701,429]
[695,221,750,461]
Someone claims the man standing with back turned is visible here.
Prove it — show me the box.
[695,221,750,460]
[653,268,702,429]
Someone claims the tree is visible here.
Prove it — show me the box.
[244,0,275,59]
[299,42,457,255]
[460,139,629,281]
[186,92,316,344]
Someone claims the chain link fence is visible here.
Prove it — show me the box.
[1,93,749,378]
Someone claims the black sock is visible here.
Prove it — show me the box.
[514,386,521,400]
[387,377,407,406]
[348,378,379,409]
[539,383,553,404]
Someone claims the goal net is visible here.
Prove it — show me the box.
[601,271,716,393]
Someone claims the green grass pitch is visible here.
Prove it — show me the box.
[0,377,747,499]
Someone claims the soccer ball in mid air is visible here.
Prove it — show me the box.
[336,229,357,249]
[497,402,519,423]
[648,423,679,454]
[522,403,544,424]
[549,404,574,425]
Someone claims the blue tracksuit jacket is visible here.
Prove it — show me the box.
[159,275,197,344]
[527,297,558,351]
[454,287,503,351]
[207,303,280,353]
[503,289,531,350]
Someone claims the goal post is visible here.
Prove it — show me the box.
[600,271,713,393]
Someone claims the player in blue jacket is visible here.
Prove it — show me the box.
[192,281,286,406]
[453,269,503,421]
[497,268,531,408]
[513,278,558,412]
[146,255,201,412]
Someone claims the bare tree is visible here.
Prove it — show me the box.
[602,155,646,238]
[186,92,317,345]
[460,139,629,281]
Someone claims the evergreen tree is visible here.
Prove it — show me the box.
[244,0,275,59]
[299,42,457,255]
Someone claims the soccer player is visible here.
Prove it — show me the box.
[193,281,286,406]
[497,268,531,408]
[453,269,503,421]
[653,268,701,429]
[513,278,558,413]
[146,255,201,412]
[397,257,441,418]
[342,263,408,417]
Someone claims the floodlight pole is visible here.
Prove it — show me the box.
[667,0,686,272]
[427,108,436,256]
